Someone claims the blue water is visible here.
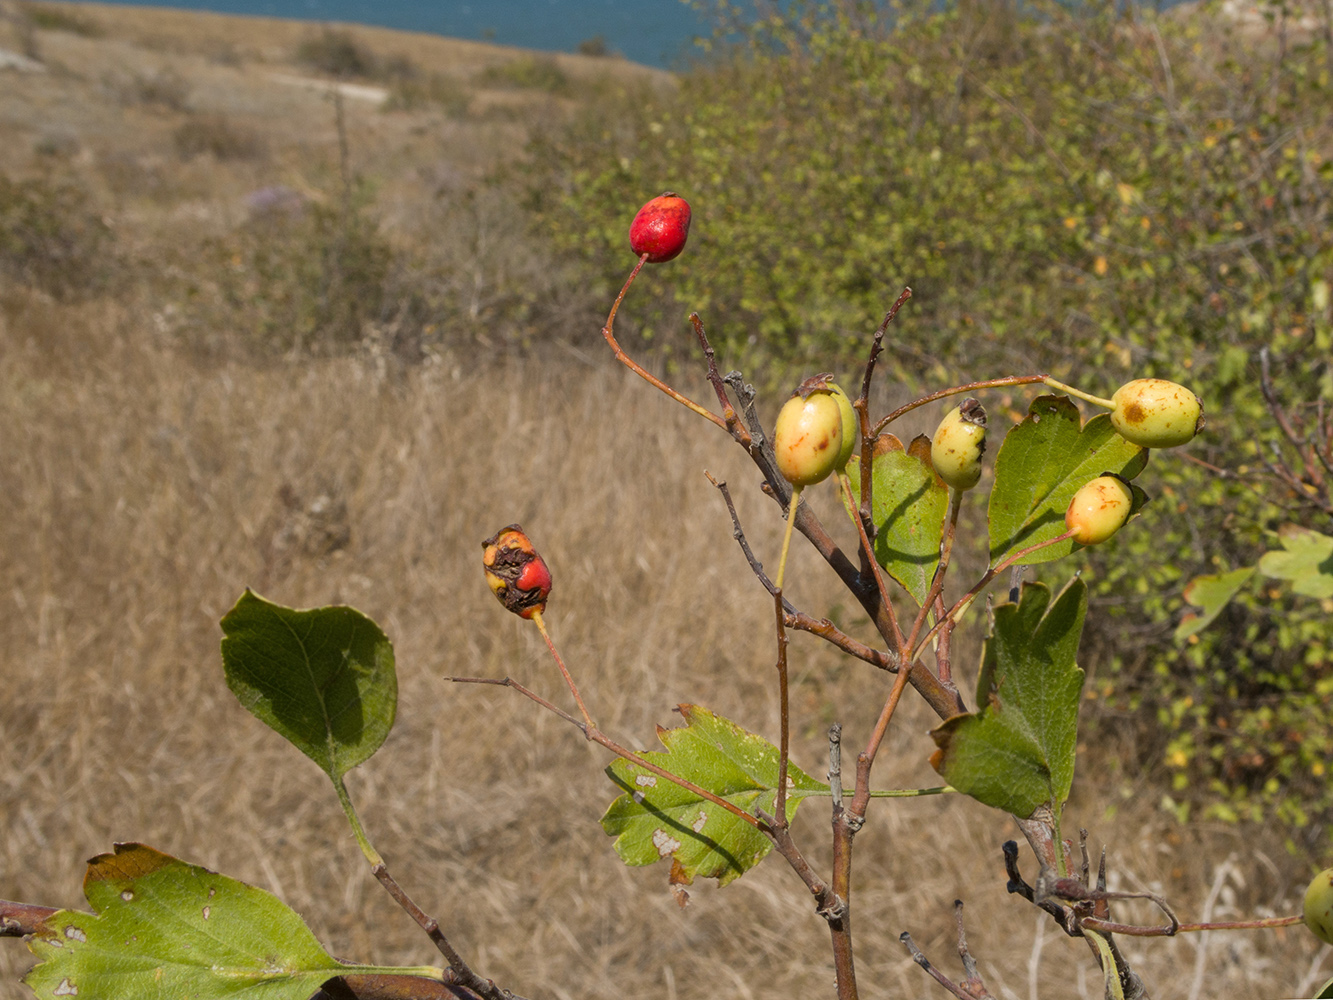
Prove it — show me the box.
[69,0,715,68]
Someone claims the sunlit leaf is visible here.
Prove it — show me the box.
[602,705,824,886]
[220,590,397,782]
[24,844,427,1000]
[1174,566,1256,643]
[1258,525,1333,599]
[988,396,1147,566]
[929,579,1087,819]
[844,433,949,604]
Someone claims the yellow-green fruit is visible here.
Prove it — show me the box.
[774,387,845,488]
[830,382,858,472]
[1065,475,1133,545]
[930,399,987,491]
[1110,378,1204,449]
[1305,867,1333,945]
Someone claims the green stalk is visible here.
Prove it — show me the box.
[334,775,384,867]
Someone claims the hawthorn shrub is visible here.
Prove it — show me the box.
[524,0,1333,839]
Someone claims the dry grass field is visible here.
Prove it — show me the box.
[1,4,1330,999]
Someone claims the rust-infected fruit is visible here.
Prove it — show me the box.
[482,525,551,620]
[774,375,845,488]
[1110,378,1204,449]
[930,398,987,491]
[629,192,692,263]
[1305,867,1333,946]
[1065,475,1133,545]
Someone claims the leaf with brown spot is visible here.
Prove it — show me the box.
[601,706,824,886]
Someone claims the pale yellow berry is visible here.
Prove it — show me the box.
[1305,867,1333,946]
[774,379,845,488]
[1110,379,1204,449]
[930,399,987,491]
[829,382,858,472]
[1065,475,1133,545]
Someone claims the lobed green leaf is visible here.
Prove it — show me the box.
[1174,565,1257,643]
[929,579,1088,819]
[988,396,1147,566]
[601,705,824,887]
[1257,525,1333,599]
[24,844,423,1000]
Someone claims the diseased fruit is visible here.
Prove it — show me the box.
[482,525,551,620]
[628,192,691,263]
[774,375,845,488]
[930,398,987,491]
[830,381,858,472]
[1065,475,1133,545]
[1110,378,1204,449]
[1305,867,1333,946]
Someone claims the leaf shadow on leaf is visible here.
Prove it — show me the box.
[989,506,1067,563]
[605,770,749,876]
[874,479,936,568]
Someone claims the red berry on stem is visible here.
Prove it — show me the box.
[629,192,691,263]
[482,525,552,620]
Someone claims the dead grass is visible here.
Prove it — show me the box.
[0,287,1329,1000]
[0,4,1329,999]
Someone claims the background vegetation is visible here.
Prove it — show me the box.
[0,0,1330,997]
[525,0,1333,846]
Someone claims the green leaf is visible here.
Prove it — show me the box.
[1258,525,1333,599]
[1174,566,1257,643]
[601,705,825,886]
[929,579,1088,819]
[24,844,433,1000]
[220,590,397,782]
[843,433,948,605]
[1316,973,1333,999]
[987,396,1147,566]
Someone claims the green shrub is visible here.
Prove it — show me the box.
[524,0,1333,832]
[296,28,381,79]
[0,173,112,299]
[383,73,470,116]
[18,1,102,37]
[478,55,570,95]
[193,184,393,356]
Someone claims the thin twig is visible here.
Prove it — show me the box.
[448,677,764,830]
[873,374,1048,438]
[707,473,898,672]
[773,590,791,828]
[690,313,749,444]
[601,257,726,429]
[369,866,508,1000]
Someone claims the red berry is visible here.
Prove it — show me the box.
[482,525,552,620]
[629,192,691,263]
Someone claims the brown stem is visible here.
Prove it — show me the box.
[318,974,490,1000]
[369,867,508,1000]
[873,374,1049,438]
[773,590,792,828]
[601,257,726,429]
[1080,914,1305,937]
[531,610,595,732]
[829,816,857,1000]
[914,529,1077,660]
[690,313,749,444]
[857,288,913,529]
[448,676,764,830]
[707,473,900,672]
[838,473,905,652]
[0,899,57,936]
